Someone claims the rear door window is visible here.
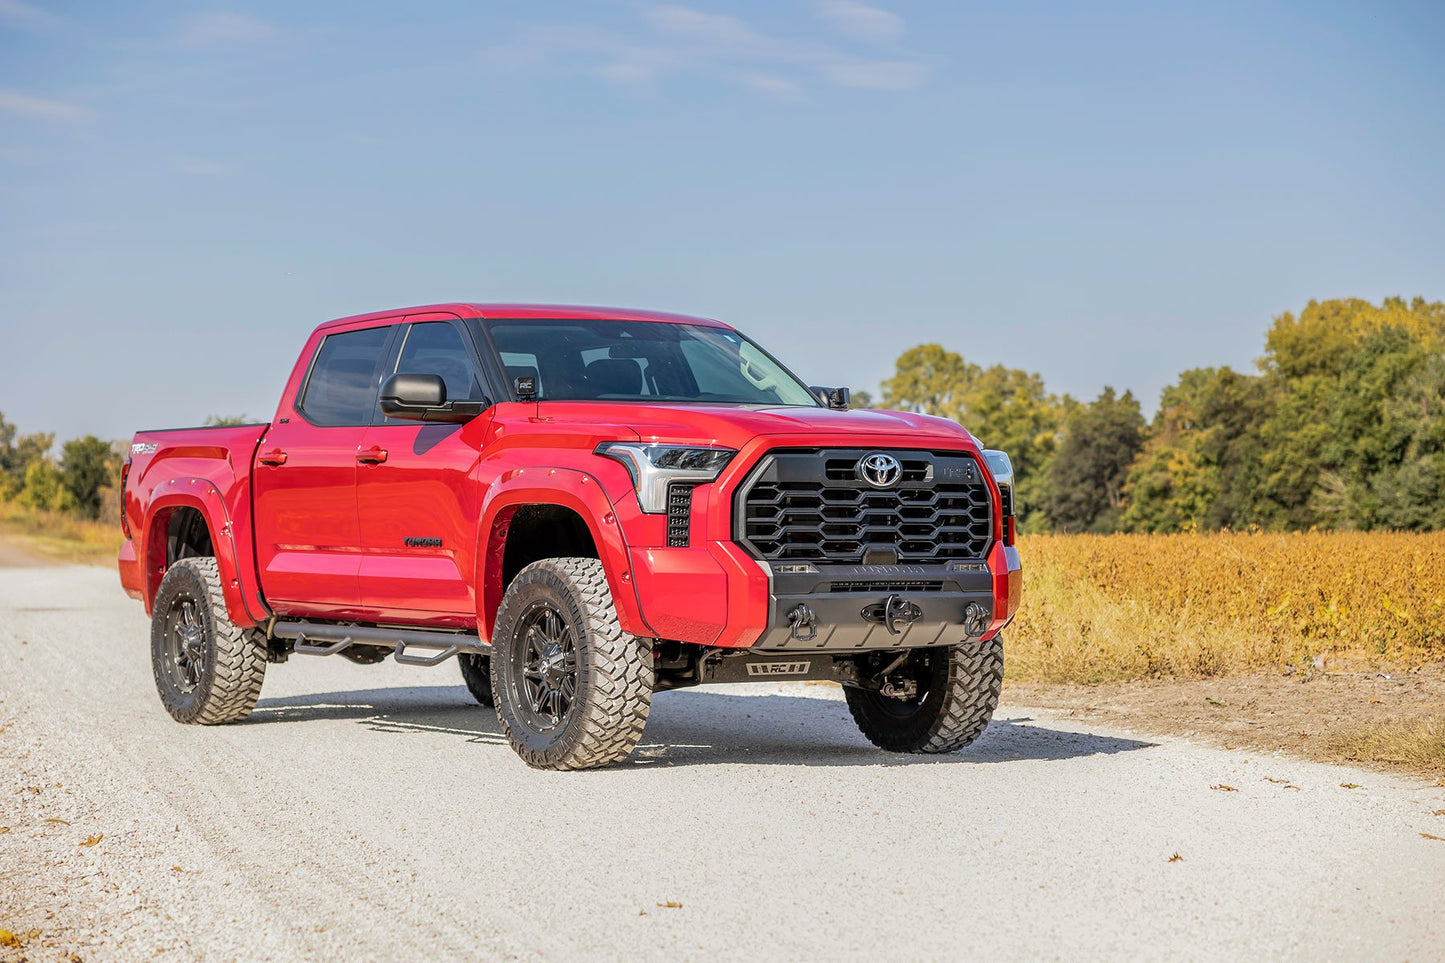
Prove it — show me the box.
[297,326,392,426]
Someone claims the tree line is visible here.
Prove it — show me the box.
[0,423,122,523]
[862,296,1445,533]
[3,295,1440,536]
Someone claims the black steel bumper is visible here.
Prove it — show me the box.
[750,562,995,652]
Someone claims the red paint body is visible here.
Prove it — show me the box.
[118,304,1022,647]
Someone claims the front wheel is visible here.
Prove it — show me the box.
[844,637,1003,753]
[490,558,653,770]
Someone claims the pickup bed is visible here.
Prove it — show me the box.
[120,303,1022,769]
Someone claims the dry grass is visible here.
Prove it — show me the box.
[0,503,123,565]
[1010,531,1445,684]
[1330,718,1445,774]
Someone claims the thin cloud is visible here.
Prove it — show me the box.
[823,59,923,91]
[484,3,928,96]
[175,11,277,47]
[739,73,805,101]
[0,0,62,29]
[0,88,88,120]
[814,1,905,43]
[646,5,758,47]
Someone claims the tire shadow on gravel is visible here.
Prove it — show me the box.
[250,686,1154,767]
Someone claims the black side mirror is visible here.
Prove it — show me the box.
[810,385,851,410]
[380,373,490,423]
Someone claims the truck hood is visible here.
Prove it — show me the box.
[586,403,975,450]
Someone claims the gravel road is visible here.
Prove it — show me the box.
[3,564,1443,961]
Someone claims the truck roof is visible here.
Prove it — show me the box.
[316,303,729,332]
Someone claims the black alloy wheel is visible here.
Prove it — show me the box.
[161,592,207,694]
[514,602,578,731]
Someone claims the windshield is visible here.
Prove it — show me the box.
[479,319,820,406]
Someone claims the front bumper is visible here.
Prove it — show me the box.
[753,562,995,651]
[628,535,1021,651]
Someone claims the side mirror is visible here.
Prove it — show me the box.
[810,386,851,410]
[380,373,490,423]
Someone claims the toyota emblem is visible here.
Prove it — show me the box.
[859,452,902,488]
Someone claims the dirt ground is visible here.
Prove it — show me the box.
[1008,663,1445,778]
[3,563,1444,962]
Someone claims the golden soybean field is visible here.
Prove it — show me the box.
[1009,531,1445,684]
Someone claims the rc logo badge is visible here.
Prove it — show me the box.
[746,661,812,677]
[858,452,902,489]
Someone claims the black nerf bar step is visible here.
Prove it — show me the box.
[272,620,490,667]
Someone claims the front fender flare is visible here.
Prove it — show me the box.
[475,468,657,642]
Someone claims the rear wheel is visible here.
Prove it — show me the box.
[458,653,494,707]
[491,558,652,770]
[150,557,267,724]
[844,637,1003,753]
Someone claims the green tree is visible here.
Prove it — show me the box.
[204,414,251,426]
[0,412,54,499]
[16,460,75,513]
[849,389,874,409]
[1122,367,1272,532]
[879,345,977,421]
[59,436,118,520]
[1259,297,1445,529]
[1043,388,1144,533]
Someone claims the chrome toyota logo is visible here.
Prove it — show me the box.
[859,452,902,488]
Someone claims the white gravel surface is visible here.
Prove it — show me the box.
[2,565,1442,962]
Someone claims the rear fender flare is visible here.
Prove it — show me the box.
[141,480,262,627]
[476,469,655,642]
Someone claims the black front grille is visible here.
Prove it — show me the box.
[736,449,993,564]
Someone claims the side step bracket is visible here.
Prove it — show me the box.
[273,620,489,667]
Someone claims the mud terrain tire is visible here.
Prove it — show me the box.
[845,637,1003,753]
[458,653,495,707]
[491,558,652,770]
[150,557,267,724]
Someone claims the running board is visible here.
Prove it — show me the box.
[272,620,489,667]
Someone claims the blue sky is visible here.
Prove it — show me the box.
[2,0,1443,442]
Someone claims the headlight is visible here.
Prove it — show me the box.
[982,449,1014,510]
[595,443,738,514]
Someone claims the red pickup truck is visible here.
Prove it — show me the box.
[119,304,1022,769]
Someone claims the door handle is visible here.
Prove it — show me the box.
[258,449,288,466]
[356,447,388,465]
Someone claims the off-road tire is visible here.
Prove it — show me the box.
[844,637,1003,753]
[458,653,495,707]
[150,557,267,724]
[491,558,652,770]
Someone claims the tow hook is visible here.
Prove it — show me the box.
[962,602,988,638]
[860,594,924,635]
[787,603,818,642]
